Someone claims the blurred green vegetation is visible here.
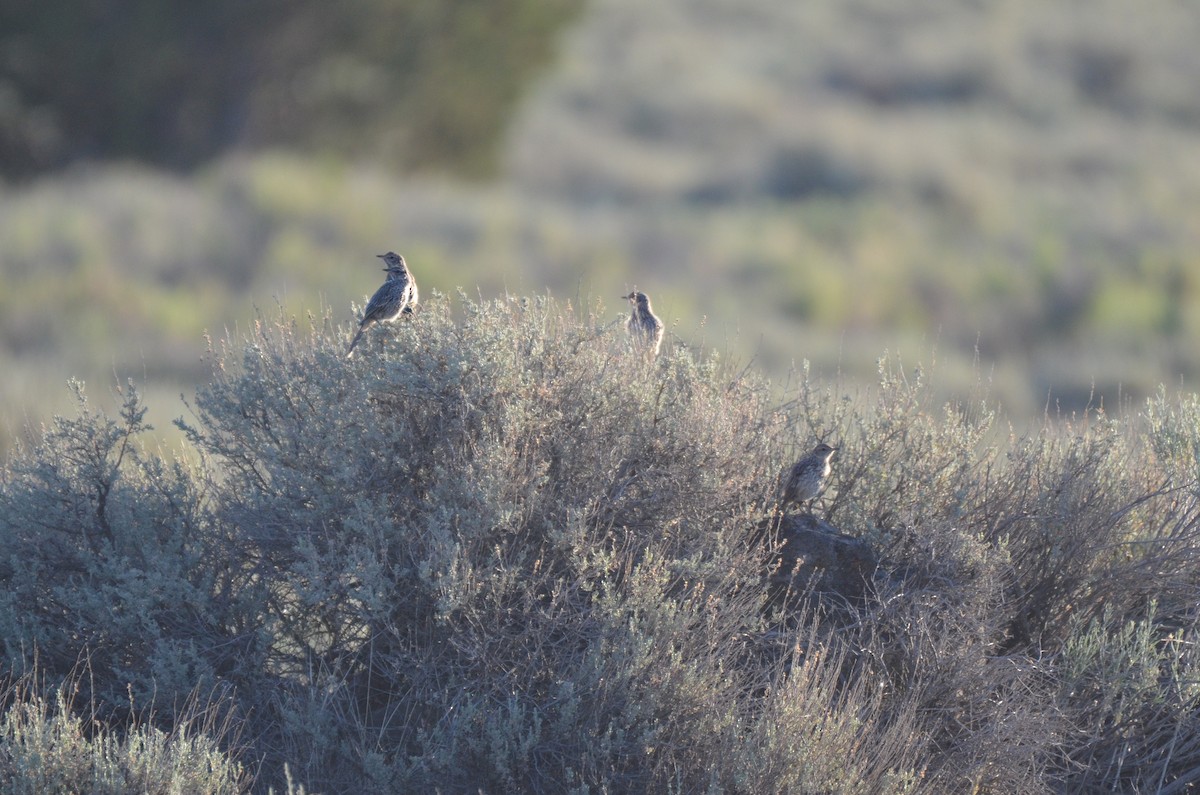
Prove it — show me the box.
[3,0,1200,452]
[0,0,581,177]
[3,154,1199,453]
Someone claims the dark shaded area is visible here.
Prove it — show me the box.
[763,512,879,603]
[0,0,582,179]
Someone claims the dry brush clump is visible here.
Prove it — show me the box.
[0,378,270,728]
[0,668,248,795]
[787,358,1200,792]
[176,294,922,792]
[2,293,1199,793]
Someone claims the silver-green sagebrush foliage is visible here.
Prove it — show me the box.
[0,671,247,795]
[1,293,1199,793]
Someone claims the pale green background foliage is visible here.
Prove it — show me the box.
[4,0,1200,451]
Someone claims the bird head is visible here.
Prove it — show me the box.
[377,252,407,272]
[623,291,650,307]
[813,442,838,459]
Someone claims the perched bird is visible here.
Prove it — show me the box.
[346,252,418,358]
[623,290,664,357]
[782,443,838,512]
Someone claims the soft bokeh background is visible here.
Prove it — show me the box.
[3,0,1200,453]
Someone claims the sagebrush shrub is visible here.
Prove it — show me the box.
[0,671,246,795]
[2,293,1198,793]
[0,380,269,727]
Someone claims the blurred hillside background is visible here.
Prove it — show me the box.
[3,0,1200,453]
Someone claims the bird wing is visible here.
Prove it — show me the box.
[783,460,807,497]
[361,276,405,323]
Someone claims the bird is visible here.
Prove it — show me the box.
[346,252,418,358]
[782,443,838,512]
[623,290,664,358]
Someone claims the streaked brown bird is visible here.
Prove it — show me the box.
[623,290,664,357]
[346,252,418,358]
[782,443,838,512]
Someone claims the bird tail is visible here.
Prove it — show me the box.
[346,328,365,359]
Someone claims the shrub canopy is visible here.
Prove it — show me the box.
[1,294,1198,793]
